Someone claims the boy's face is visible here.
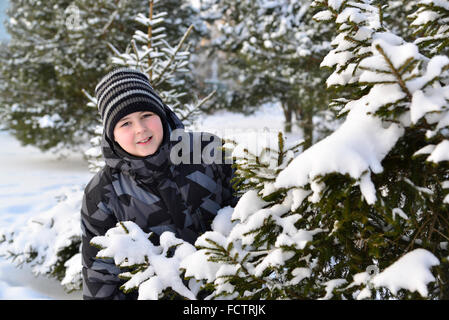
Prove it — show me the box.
[113,111,164,157]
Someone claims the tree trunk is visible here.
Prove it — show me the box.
[294,104,313,150]
[303,108,314,150]
[282,98,314,149]
[148,0,154,80]
[281,101,293,133]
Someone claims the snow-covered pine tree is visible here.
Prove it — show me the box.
[151,0,209,102]
[223,132,303,199]
[90,220,199,300]
[181,0,448,299]
[0,185,85,292]
[383,0,419,42]
[199,0,334,148]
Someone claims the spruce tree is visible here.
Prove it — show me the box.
[0,186,85,291]
[186,0,449,299]
[383,0,419,42]
[90,220,199,299]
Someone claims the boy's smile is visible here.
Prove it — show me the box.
[137,136,152,144]
[113,111,164,157]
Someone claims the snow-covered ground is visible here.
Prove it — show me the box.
[0,130,91,299]
[0,103,298,299]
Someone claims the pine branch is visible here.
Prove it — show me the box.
[178,90,216,122]
[375,44,413,100]
[152,25,194,87]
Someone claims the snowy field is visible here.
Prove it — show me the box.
[0,103,298,299]
[0,130,90,299]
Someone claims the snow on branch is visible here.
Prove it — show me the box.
[371,248,439,297]
[0,186,84,291]
[274,0,449,209]
[90,221,197,300]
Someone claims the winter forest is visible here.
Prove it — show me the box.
[0,0,448,300]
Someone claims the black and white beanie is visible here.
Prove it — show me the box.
[95,68,168,140]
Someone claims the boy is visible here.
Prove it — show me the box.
[81,68,238,300]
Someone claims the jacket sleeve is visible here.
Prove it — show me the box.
[81,191,137,300]
[205,133,239,208]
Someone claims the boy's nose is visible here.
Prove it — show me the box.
[134,120,147,133]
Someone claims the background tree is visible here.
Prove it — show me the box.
[383,0,419,42]
[199,0,335,149]
[0,0,207,153]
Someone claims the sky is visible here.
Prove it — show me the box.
[0,0,9,42]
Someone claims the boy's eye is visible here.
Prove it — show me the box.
[120,121,130,127]
[142,113,153,118]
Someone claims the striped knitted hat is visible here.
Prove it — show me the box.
[95,68,167,140]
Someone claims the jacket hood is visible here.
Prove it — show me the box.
[102,103,185,184]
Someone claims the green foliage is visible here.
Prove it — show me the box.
[225,132,303,198]
[200,0,335,146]
[190,0,449,300]
[0,0,139,151]
[410,0,449,56]
[52,239,81,283]
[0,0,207,152]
